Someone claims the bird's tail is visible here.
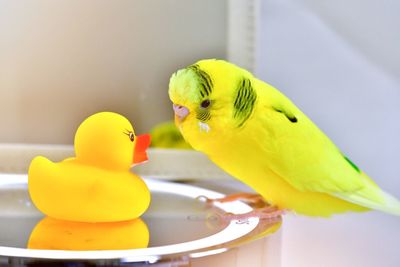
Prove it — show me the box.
[332,174,400,216]
[376,190,400,216]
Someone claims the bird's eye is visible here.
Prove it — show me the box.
[129,132,135,142]
[200,99,211,108]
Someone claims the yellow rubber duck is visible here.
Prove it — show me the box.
[28,112,151,222]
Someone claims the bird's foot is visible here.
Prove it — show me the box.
[197,193,285,224]
[214,205,285,224]
[197,193,266,208]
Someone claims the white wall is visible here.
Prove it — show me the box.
[255,1,400,266]
[256,0,400,192]
[0,0,227,144]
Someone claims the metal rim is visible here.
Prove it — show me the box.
[0,174,260,261]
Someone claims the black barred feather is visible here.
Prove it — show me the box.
[188,64,213,98]
[196,109,211,122]
[233,78,257,127]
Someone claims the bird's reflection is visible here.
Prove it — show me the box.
[28,217,149,250]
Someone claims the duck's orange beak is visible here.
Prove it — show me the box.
[133,134,151,164]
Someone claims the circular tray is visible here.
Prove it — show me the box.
[0,174,280,266]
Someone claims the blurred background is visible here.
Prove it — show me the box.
[0,0,228,144]
[0,0,399,266]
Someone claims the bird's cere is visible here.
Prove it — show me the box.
[198,122,211,133]
[173,104,190,120]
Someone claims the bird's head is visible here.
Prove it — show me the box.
[168,59,256,152]
[74,112,150,170]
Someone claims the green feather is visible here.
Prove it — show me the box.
[344,156,361,173]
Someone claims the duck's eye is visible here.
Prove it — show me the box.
[124,130,135,142]
[129,132,135,142]
[200,99,211,108]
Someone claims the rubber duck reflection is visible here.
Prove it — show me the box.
[28,217,149,250]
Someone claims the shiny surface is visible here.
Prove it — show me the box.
[0,174,280,265]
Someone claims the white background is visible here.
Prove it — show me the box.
[256,1,400,266]
[0,0,227,143]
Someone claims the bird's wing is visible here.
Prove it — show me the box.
[259,92,400,214]
[258,89,368,195]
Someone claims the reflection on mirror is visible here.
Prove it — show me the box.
[28,217,149,251]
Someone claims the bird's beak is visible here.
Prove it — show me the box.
[173,104,190,121]
[133,134,151,165]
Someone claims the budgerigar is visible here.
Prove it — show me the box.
[168,59,400,217]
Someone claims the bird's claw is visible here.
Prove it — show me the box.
[196,193,285,225]
[197,193,268,208]
[216,206,285,223]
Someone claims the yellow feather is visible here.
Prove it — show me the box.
[169,59,400,217]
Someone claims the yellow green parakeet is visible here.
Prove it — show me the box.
[168,59,400,217]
